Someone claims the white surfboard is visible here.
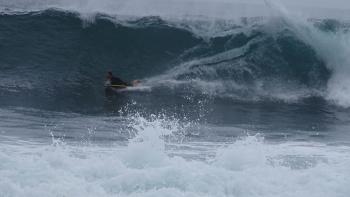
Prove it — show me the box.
[113,85,151,92]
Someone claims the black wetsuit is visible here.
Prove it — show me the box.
[111,77,129,86]
[105,76,129,96]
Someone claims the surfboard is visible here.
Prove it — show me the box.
[111,85,151,93]
[105,80,150,94]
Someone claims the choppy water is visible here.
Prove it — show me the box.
[1,1,350,196]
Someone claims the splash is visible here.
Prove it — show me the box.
[1,114,350,196]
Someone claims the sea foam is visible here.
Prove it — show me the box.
[0,115,349,197]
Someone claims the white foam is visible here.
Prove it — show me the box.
[139,1,350,107]
[1,0,350,20]
[1,115,350,197]
[0,0,266,19]
[261,1,350,107]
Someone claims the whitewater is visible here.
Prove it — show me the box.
[1,0,350,196]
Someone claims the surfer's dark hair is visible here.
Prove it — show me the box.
[108,71,113,76]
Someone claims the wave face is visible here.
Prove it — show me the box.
[1,9,350,112]
[0,10,202,111]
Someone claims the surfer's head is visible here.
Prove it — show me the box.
[107,71,113,79]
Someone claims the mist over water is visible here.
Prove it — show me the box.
[1,0,350,196]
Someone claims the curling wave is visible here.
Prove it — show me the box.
[1,9,350,112]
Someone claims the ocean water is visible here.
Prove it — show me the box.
[1,1,350,196]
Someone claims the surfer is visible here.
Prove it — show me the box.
[105,71,140,89]
[105,71,129,88]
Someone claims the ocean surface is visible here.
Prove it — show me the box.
[1,2,350,197]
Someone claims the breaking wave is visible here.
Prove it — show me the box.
[1,9,350,111]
